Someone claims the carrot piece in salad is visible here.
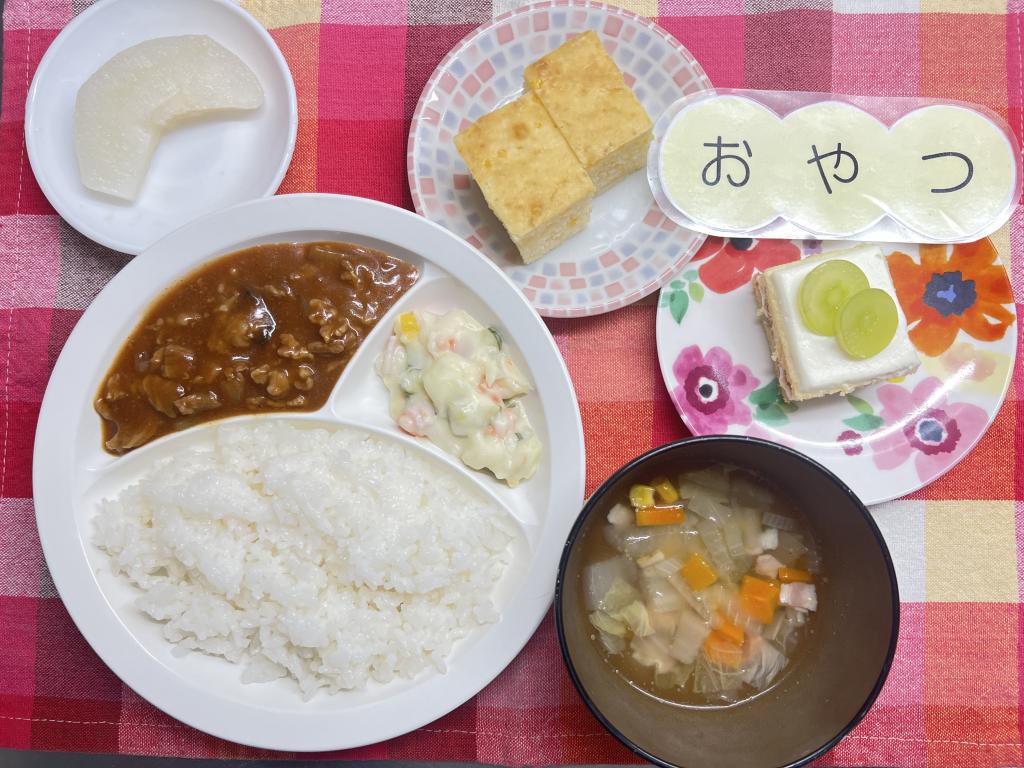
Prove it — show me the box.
[635,505,686,527]
[778,566,812,583]
[703,630,744,668]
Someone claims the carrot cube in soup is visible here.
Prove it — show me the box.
[712,612,745,646]
[740,575,781,623]
[682,553,718,591]
[636,505,686,526]
[742,595,776,624]
[778,566,812,583]
[741,575,781,602]
[703,630,744,668]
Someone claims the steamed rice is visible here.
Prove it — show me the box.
[94,422,516,696]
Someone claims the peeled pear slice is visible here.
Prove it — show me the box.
[74,35,264,201]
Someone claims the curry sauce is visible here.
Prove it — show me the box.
[95,242,418,453]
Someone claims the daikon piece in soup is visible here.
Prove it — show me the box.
[580,464,823,707]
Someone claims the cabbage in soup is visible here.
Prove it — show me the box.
[581,464,822,707]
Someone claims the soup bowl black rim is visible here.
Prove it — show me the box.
[553,434,900,768]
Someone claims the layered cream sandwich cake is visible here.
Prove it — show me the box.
[753,245,920,402]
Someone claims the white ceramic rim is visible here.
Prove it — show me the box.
[33,194,586,751]
[23,0,299,254]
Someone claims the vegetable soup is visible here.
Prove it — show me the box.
[580,464,822,707]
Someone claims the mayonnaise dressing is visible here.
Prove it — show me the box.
[376,309,542,486]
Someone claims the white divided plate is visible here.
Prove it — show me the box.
[408,0,711,317]
[33,194,585,751]
[25,0,297,255]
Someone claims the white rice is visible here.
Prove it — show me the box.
[93,422,516,697]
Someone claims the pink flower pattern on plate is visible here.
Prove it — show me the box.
[836,429,864,456]
[870,377,988,481]
[672,345,759,434]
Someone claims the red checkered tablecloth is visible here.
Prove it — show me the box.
[2,0,1024,765]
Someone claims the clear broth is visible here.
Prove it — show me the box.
[578,463,822,708]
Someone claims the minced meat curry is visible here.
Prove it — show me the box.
[95,241,418,453]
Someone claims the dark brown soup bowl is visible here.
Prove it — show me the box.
[555,436,898,768]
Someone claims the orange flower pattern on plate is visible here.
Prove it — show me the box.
[886,238,1014,357]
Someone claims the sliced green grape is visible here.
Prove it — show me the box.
[798,260,870,336]
[836,288,899,359]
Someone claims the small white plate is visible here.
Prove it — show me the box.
[656,236,1016,505]
[25,0,297,255]
[33,194,585,750]
[408,0,711,318]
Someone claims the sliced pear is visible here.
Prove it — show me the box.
[74,35,264,202]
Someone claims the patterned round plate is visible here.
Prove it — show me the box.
[408,0,711,318]
[656,236,1017,505]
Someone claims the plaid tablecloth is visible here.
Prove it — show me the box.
[2,0,1023,765]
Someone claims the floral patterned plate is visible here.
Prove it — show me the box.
[408,0,711,318]
[656,236,1016,505]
